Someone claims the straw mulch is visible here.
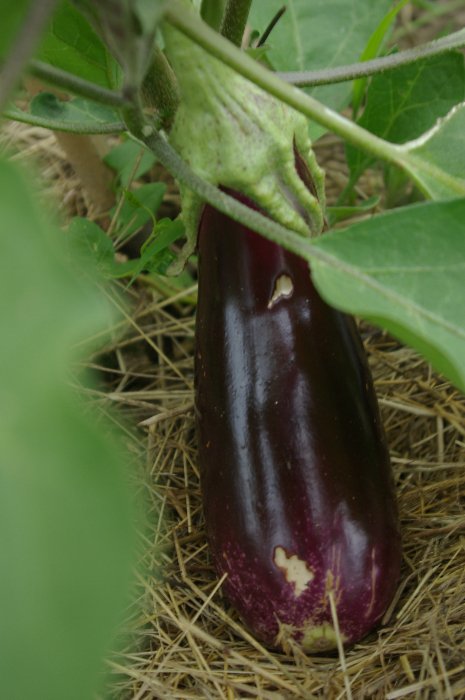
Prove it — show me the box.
[3,97,465,699]
[100,295,465,700]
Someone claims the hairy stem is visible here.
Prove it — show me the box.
[164,3,464,199]
[220,0,253,47]
[0,0,59,111]
[28,60,129,106]
[164,3,403,167]
[3,106,125,134]
[278,27,465,87]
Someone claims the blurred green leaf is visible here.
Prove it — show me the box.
[104,137,157,187]
[67,214,184,281]
[70,0,161,88]
[29,92,121,130]
[248,0,392,138]
[0,159,137,700]
[310,198,465,392]
[347,52,465,184]
[37,0,120,88]
[116,182,167,239]
[67,217,115,273]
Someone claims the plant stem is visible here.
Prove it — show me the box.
[3,106,125,134]
[278,27,465,87]
[201,0,226,31]
[164,3,464,200]
[220,0,253,46]
[28,60,129,106]
[257,6,287,47]
[0,0,60,111]
[164,3,403,167]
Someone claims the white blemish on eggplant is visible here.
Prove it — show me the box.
[268,274,294,309]
[274,546,314,596]
[301,622,346,652]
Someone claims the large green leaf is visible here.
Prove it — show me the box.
[309,198,465,392]
[0,159,137,700]
[37,0,120,88]
[347,52,465,183]
[400,102,465,199]
[248,0,392,136]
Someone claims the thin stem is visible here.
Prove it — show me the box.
[220,0,253,47]
[0,0,60,111]
[3,106,125,134]
[257,6,287,48]
[277,27,465,87]
[29,60,129,106]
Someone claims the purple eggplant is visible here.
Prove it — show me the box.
[195,193,401,653]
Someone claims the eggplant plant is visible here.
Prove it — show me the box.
[1,0,465,693]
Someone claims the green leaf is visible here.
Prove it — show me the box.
[352,0,410,116]
[310,199,465,392]
[67,217,115,273]
[104,137,157,187]
[115,182,167,239]
[28,92,122,132]
[118,218,185,282]
[200,0,226,30]
[326,195,380,226]
[72,0,161,88]
[139,217,185,276]
[0,159,137,700]
[37,0,120,89]
[248,0,392,138]
[400,102,465,199]
[67,213,183,281]
[347,52,465,184]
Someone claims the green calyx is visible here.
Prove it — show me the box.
[162,18,325,272]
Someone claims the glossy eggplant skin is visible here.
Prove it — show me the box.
[195,196,401,653]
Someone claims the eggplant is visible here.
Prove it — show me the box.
[195,192,401,653]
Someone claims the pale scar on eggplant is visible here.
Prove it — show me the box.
[301,622,347,653]
[267,274,294,309]
[273,546,314,596]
